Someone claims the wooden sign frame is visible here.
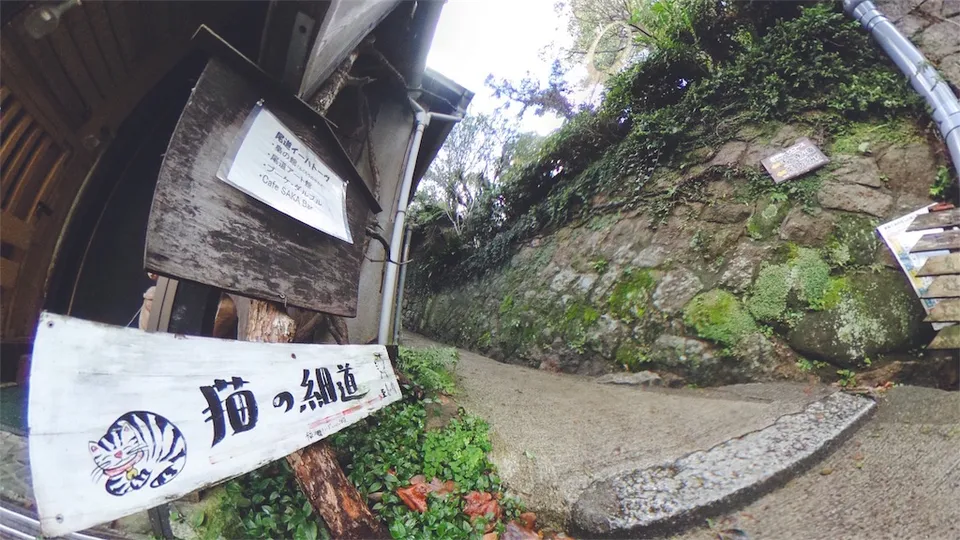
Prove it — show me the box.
[145,27,380,317]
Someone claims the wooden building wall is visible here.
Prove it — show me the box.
[0,1,256,344]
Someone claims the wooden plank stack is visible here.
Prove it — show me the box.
[907,206,960,350]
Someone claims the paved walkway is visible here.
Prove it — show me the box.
[403,334,873,533]
[678,385,960,539]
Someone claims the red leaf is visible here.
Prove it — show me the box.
[396,483,430,513]
[501,521,539,540]
[463,491,501,524]
[519,512,537,530]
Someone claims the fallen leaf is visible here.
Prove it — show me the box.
[501,521,539,540]
[855,461,864,469]
[427,477,457,496]
[367,491,383,502]
[519,512,537,530]
[820,468,833,476]
[464,491,501,524]
[397,483,430,513]
[409,474,426,485]
[717,528,750,540]
[482,533,499,540]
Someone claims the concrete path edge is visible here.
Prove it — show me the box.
[572,392,877,538]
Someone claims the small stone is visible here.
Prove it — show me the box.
[778,208,835,245]
[596,371,663,387]
[709,141,748,167]
[702,203,753,224]
[720,242,774,293]
[652,269,703,315]
[817,181,893,218]
[917,20,960,61]
[832,156,885,188]
[876,143,939,198]
[820,467,833,476]
[632,245,668,268]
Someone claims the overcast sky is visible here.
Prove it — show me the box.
[426,0,569,135]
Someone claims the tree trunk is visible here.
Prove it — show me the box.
[244,299,387,539]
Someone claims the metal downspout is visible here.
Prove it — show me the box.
[392,226,413,344]
[843,0,960,185]
[377,98,462,345]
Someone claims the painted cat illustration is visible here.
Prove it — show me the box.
[89,411,187,496]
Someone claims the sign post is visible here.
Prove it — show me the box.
[28,313,401,536]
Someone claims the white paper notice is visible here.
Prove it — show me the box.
[217,105,353,243]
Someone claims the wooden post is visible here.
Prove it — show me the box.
[243,301,387,538]
[238,38,385,538]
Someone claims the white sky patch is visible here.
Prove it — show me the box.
[426,0,570,135]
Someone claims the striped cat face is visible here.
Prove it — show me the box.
[89,422,146,476]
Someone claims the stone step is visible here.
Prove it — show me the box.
[917,253,960,276]
[906,208,960,232]
[572,392,875,538]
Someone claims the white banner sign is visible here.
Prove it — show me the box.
[29,313,400,536]
[217,104,354,243]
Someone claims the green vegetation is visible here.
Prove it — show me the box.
[683,289,757,348]
[930,165,956,201]
[746,196,790,240]
[615,341,652,371]
[410,3,923,291]
[205,461,326,540]
[747,248,846,322]
[197,348,517,540]
[747,264,792,322]
[397,346,459,395]
[830,119,923,155]
[607,268,656,322]
[826,214,880,268]
[836,369,857,388]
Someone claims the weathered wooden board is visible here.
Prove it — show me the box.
[927,324,960,350]
[28,313,401,537]
[917,253,960,276]
[920,275,960,298]
[910,229,960,254]
[906,207,960,232]
[145,54,373,316]
[924,298,960,322]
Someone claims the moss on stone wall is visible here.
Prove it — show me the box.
[607,268,656,323]
[683,289,757,348]
[746,247,841,322]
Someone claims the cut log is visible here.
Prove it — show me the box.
[244,299,387,539]
[928,325,960,350]
[287,442,388,539]
[920,275,960,299]
[910,229,960,253]
[925,299,960,323]
[917,253,960,276]
[906,207,960,232]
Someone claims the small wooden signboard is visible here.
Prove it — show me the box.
[145,29,380,317]
[761,137,829,184]
[28,313,401,536]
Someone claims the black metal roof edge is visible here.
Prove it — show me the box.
[190,25,382,214]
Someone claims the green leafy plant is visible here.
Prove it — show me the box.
[930,165,955,200]
[837,369,857,388]
[215,460,327,540]
[397,346,459,395]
